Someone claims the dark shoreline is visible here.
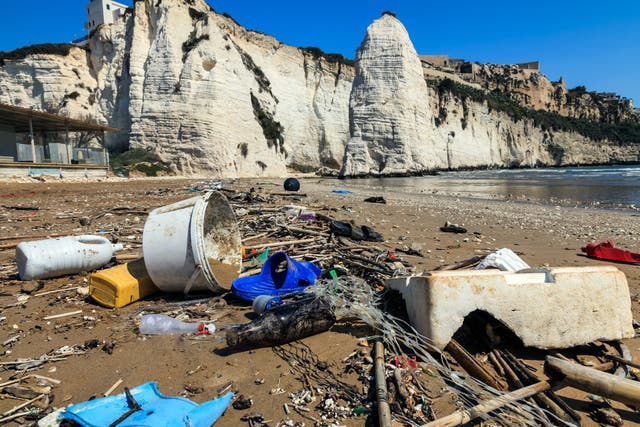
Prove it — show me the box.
[332,160,640,179]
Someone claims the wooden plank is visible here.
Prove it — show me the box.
[546,356,640,407]
[421,381,553,427]
[445,339,505,390]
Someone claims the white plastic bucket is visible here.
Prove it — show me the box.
[16,235,124,280]
[142,191,242,294]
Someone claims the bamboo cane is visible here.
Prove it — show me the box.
[421,381,554,427]
[374,341,392,427]
[445,339,504,390]
[545,356,640,407]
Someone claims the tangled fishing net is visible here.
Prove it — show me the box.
[308,275,572,426]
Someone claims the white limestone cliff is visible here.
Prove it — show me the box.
[0,47,97,120]
[0,1,637,177]
[339,13,639,176]
[122,0,352,176]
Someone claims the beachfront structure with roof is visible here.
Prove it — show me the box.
[85,0,129,33]
[0,103,117,177]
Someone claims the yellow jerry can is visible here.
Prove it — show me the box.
[90,258,158,308]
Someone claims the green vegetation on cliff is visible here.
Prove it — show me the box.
[110,148,171,177]
[431,78,640,144]
[301,47,354,67]
[0,43,75,66]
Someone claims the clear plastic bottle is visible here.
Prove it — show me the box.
[138,314,215,335]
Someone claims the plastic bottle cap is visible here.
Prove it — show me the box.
[197,323,216,334]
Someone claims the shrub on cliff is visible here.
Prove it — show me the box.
[301,46,354,67]
[0,43,74,66]
[432,78,640,144]
[109,148,171,177]
[250,92,284,151]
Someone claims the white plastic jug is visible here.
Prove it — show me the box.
[16,235,124,280]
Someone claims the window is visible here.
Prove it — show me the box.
[106,4,110,10]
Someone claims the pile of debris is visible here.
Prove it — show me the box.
[0,179,638,427]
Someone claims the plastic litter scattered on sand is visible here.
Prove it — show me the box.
[16,235,123,280]
[138,314,215,335]
[475,248,530,272]
[61,382,233,427]
[231,252,320,301]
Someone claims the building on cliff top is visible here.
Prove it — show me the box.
[515,61,540,71]
[85,0,129,33]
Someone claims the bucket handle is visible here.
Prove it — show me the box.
[150,194,202,216]
[184,264,221,295]
[184,265,203,295]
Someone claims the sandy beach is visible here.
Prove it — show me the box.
[0,176,638,426]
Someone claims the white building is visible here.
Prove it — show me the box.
[85,0,130,33]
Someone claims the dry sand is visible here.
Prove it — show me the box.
[0,176,638,426]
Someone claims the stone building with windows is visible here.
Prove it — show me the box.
[85,0,130,33]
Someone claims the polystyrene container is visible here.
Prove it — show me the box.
[142,191,242,294]
[16,235,124,280]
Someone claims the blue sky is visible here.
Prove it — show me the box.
[1,0,638,105]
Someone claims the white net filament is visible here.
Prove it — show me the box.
[309,276,573,426]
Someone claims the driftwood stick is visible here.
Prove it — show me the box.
[336,236,382,251]
[282,225,330,238]
[498,350,575,424]
[374,341,392,427]
[315,213,335,223]
[0,232,67,242]
[337,258,391,276]
[445,339,504,390]
[491,351,552,426]
[104,378,123,397]
[488,352,505,377]
[244,237,319,250]
[604,353,640,370]
[434,255,485,271]
[0,377,29,388]
[1,394,45,417]
[545,356,640,407]
[43,310,83,321]
[502,350,581,423]
[0,410,32,425]
[421,381,554,427]
[268,192,307,197]
[241,232,269,243]
[114,254,142,262]
[31,374,60,385]
[493,350,523,387]
[343,254,393,272]
[34,287,81,297]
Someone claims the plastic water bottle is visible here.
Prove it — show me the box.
[138,314,215,335]
[226,297,334,348]
[16,235,124,280]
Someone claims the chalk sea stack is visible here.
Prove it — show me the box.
[341,13,440,177]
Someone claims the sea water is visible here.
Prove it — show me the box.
[339,165,640,209]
